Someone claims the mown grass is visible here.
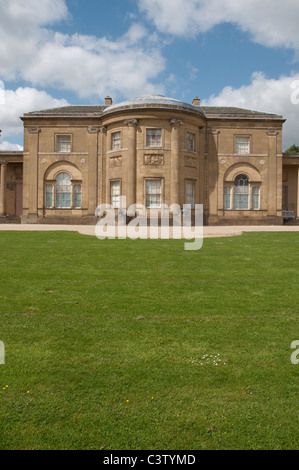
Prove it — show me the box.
[0,231,298,450]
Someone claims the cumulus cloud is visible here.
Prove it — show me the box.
[0,141,23,151]
[202,72,299,149]
[0,0,165,98]
[23,27,165,99]
[138,0,299,49]
[0,0,68,80]
[0,87,68,137]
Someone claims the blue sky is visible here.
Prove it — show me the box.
[1,0,299,150]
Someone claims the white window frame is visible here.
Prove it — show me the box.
[110,180,121,208]
[145,179,162,208]
[146,129,162,148]
[185,181,195,209]
[56,135,71,153]
[252,186,260,211]
[186,132,195,152]
[45,173,82,209]
[224,185,232,210]
[112,131,121,150]
[235,136,250,155]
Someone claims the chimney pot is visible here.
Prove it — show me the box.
[105,96,113,106]
[192,97,200,106]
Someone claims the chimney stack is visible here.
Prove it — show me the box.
[192,97,200,106]
[105,96,113,106]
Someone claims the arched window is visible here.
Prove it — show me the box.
[56,172,72,208]
[224,173,260,211]
[45,172,82,209]
[234,174,250,210]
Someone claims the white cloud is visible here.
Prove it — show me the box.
[202,71,299,149]
[138,0,299,49]
[0,141,23,151]
[0,1,165,98]
[0,0,68,80]
[0,87,68,137]
[23,28,165,99]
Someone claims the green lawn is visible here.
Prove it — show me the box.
[0,231,298,450]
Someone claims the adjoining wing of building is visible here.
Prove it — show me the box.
[0,93,298,225]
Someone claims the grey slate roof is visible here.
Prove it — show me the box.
[23,95,283,119]
[24,105,106,116]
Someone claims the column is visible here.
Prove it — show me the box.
[87,126,100,216]
[267,129,279,217]
[124,119,138,215]
[98,126,107,208]
[170,118,183,206]
[27,126,40,222]
[207,127,220,222]
[0,162,7,216]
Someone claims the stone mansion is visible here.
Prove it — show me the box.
[0,94,299,225]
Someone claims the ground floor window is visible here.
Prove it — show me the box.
[224,174,260,210]
[146,179,162,208]
[110,180,121,208]
[45,172,81,209]
[185,181,195,209]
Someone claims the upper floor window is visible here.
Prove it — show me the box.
[186,132,195,152]
[146,129,162,148]
[56,135,71,153]
[112,131,121,150]
[235,136,250,155]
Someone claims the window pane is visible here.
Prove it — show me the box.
[74,184,81,209]
[111,181,121,208]
[234,174,250,209]
[56,172,72,208]
[45,184,53,208]
[224,186,231,210]
[146,180,161,208]
[186,132,195,152]
[252,186,260,210]
[112,132,121,150]
[56,135,71,153]
[186,182,195,209]
[234,193,249,210]
[235,137,250,154]
[146,129,162,147]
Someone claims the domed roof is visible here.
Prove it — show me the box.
[103,94,204,115]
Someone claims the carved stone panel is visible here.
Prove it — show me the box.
[143,154,164,166]
[184,156,197,168]
[110,156,122,167]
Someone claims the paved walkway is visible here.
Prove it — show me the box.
[0,223,299,238]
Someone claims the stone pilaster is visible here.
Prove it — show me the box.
[170,118,183,206]
[207,128,220,223]
[124,119,138,214]
[87,126,100,216]
[27,126,40,222]
[98,126,107,208]
[0,162,7,216]
[267,129,279,216]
